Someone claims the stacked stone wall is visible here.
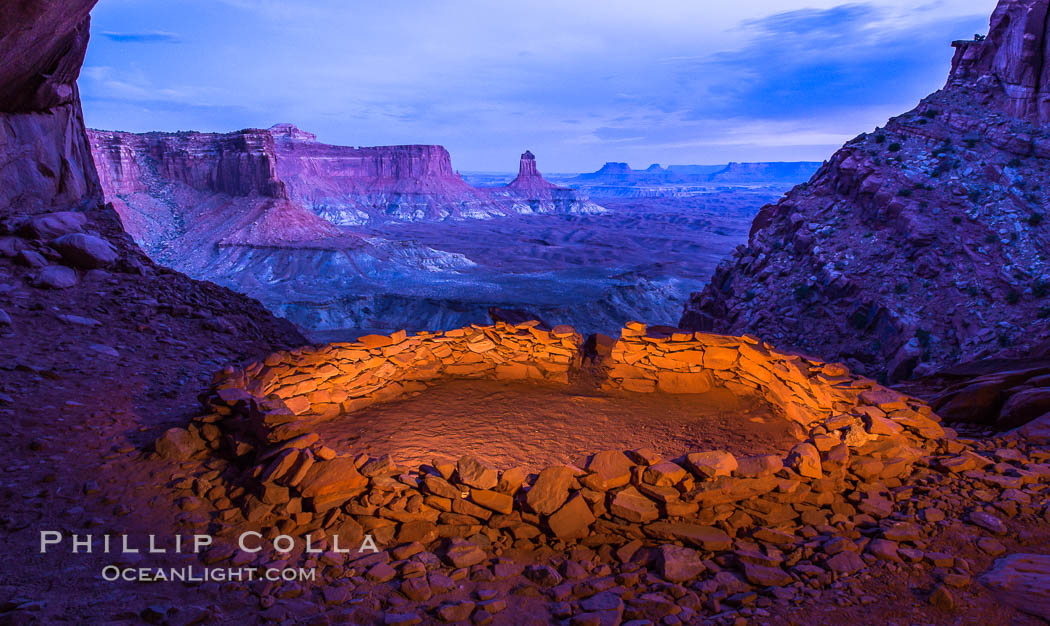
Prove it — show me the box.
[225,321,582,422]
[164,321,950,558]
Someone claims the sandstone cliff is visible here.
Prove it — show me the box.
[947,0,1050,122]
[0,0,102,215]
[681,0,1050,382]
[0,1,303,349]
[90,125,602,230]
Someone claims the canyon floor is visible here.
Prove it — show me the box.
[304,191,783,342]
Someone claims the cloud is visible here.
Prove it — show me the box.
[81,0,997,170]
[102,31,182,44]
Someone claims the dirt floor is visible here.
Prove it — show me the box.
[313,379,798,472]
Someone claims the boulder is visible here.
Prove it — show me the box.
[154,427,204,460]
[33,265,77,289]
[23,211,87,239]
[609,486,659,523]
[826,551,865,575]
[51,233,118,269]
[935,380,1004,424]
[1010,413,1050,441]
[442,539,487,569]
[735,454,784,478]
[470,489,513,515]
[685,450,738,478]
[457,455,498,490]
[644,522,731,551]
[785,442,822,478]
[743,562,793,587]
[642,461,687,487]
[298,457,368,512]
[658,544,704,583]
[979,554,1050,619]
[525,466,573,515]
[998,388,1050,429]
[547,494,595,539]
[585,450,634,489]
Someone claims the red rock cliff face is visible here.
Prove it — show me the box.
[681,0,1050,382]
[0,0,102,215]
[90,125,604,228]
[270,131,485,223]
[948,0,1050,122]
[89,129,286,199]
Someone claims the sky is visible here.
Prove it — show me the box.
[81,0,996,172]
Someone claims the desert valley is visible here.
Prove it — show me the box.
[86,124,813,337]
[1,1,1050,625]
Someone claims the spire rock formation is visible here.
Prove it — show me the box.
[680,0,1050,382]
[507,149,559,193]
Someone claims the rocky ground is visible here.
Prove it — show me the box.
[3,207,1050,625]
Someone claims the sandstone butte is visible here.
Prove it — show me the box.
[0,0,1049,624]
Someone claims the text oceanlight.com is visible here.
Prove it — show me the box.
[39,531,380,583]
[101,565,317,582]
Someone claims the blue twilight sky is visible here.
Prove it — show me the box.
[81,0,995,172]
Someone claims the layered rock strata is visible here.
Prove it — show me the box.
[88,126,604,229]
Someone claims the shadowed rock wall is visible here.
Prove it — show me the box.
[0,1,102,215]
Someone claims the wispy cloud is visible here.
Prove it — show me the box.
[101,31,182,44]
[81,0,997,170]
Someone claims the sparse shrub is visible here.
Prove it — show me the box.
[964,138,979,149]
[1034,280,1050,298]
[888,142,902,152]
[1040,305,1050,319]
[897,188,913,197]
[792,283,814,302]
[924,110,939,119]
[895,282,909,294]
[875,134,886,144]
[1030,212,1045,226]
[952,216,963,224]
[968,189,981,202]
[916,328,932,350]
[1006,290,1021,304]
[1008,158,1023,168]
[985,233,998,244]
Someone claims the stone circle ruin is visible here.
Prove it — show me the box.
[171,320,948,553]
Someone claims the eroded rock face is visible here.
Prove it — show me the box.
[948,0,1050,122]
[680,0,1050,382]
[88,125,603,229]
[0,1,102,215]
